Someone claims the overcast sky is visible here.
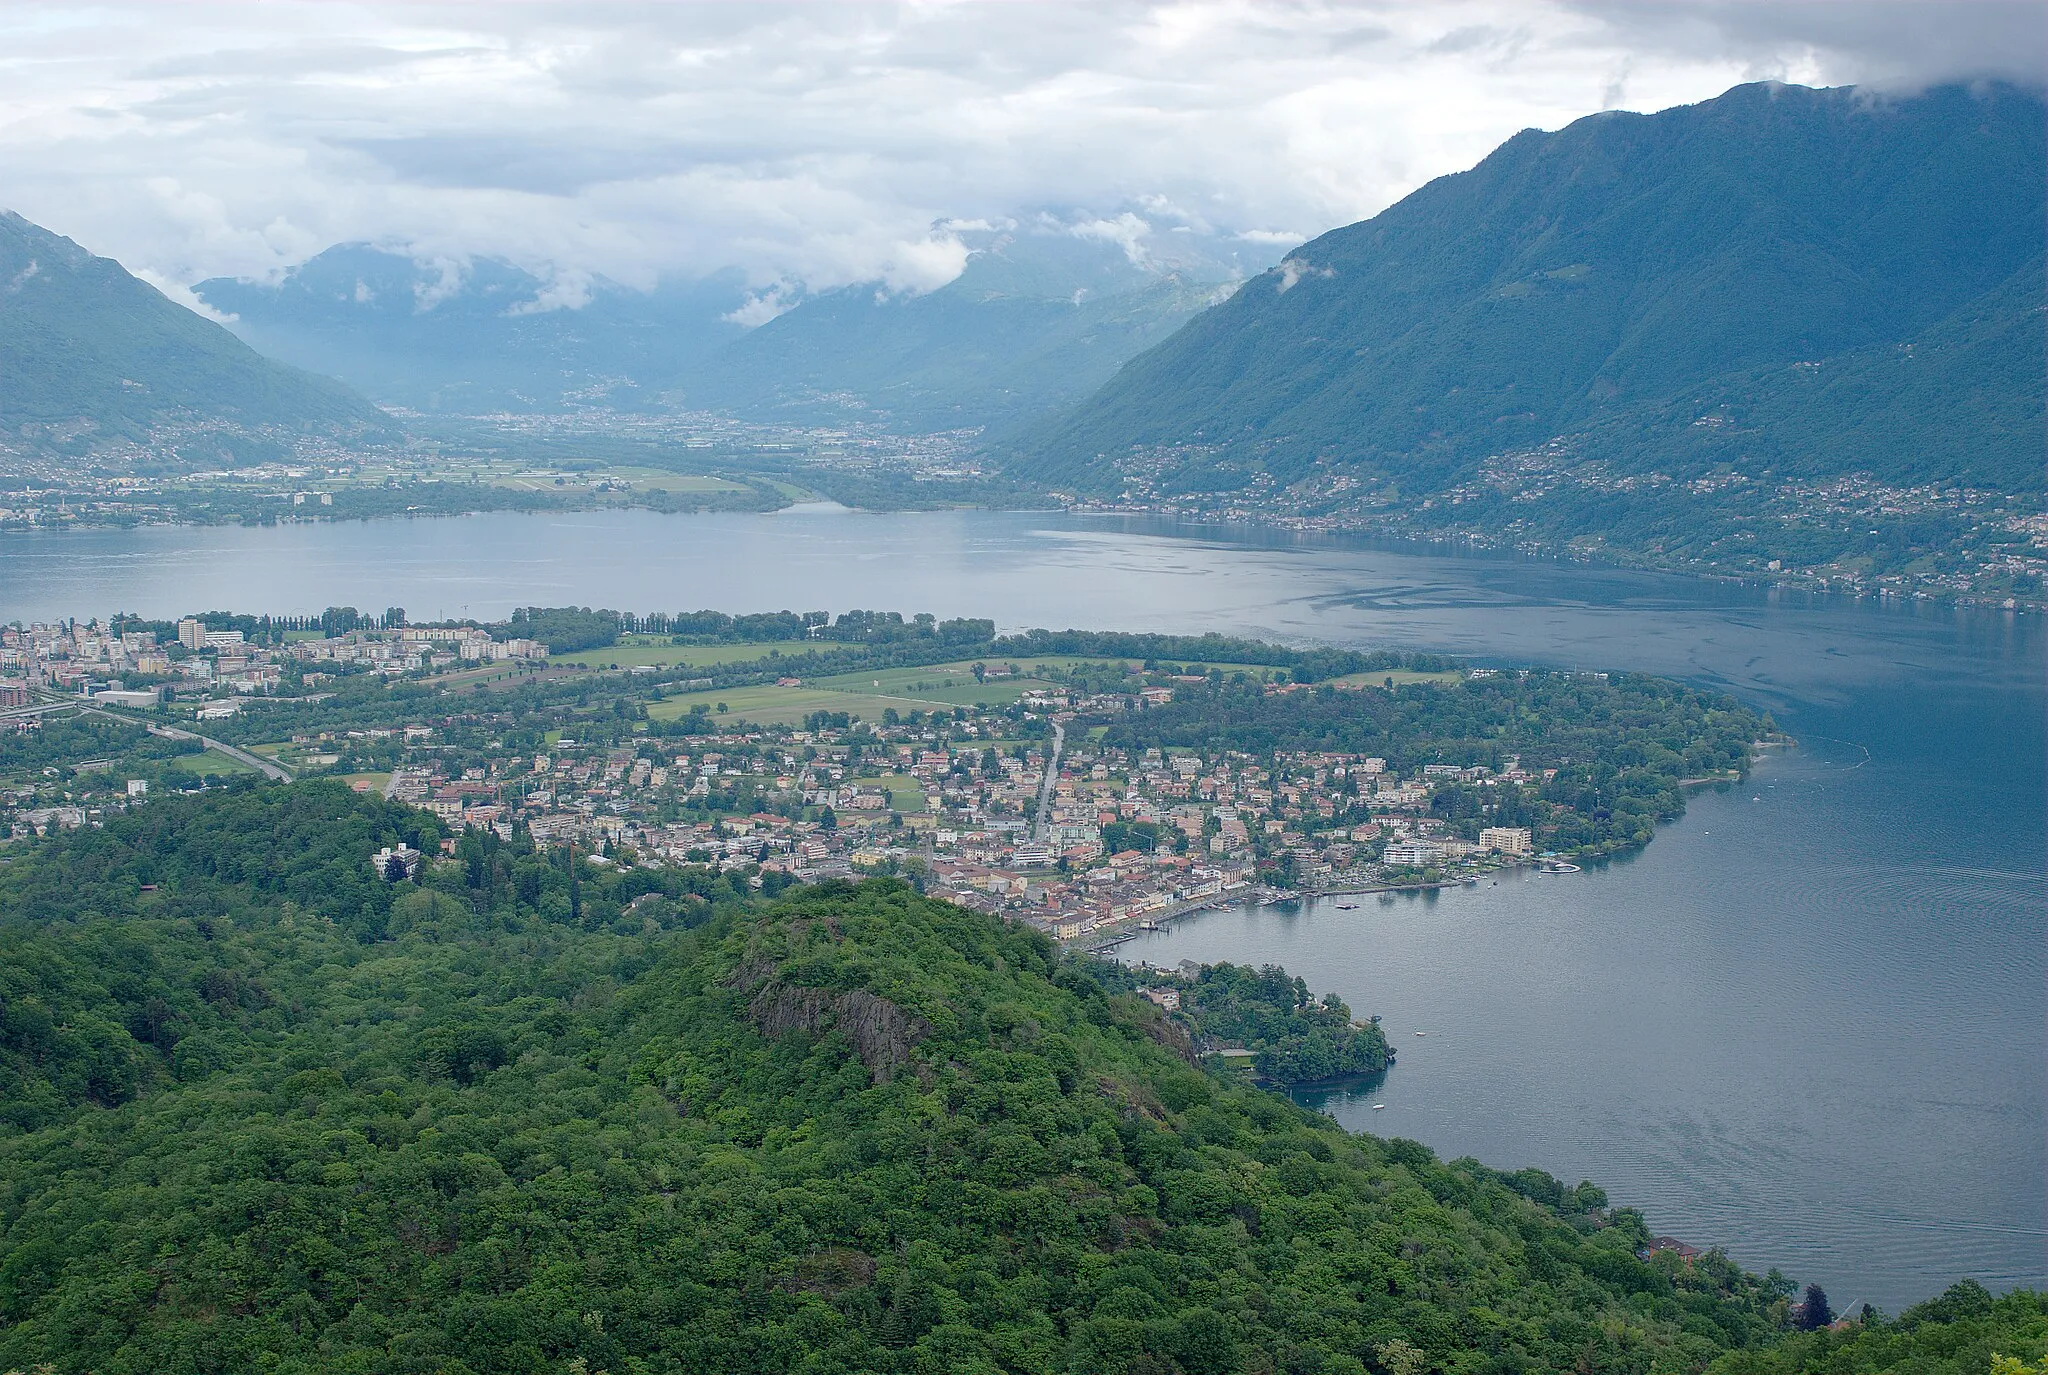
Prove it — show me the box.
[2,0,2041,309]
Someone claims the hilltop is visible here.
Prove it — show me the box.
[0,782,1792,1372]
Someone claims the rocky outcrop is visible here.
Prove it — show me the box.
[748,984,932,1084]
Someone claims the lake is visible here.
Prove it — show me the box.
[1,506,2040,1310]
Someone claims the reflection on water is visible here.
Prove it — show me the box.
[0,507,2038,1309]
[1289,1070,1393,1117]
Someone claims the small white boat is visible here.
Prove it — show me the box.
[1414,1030,1427,1036]
[1372,1103,1386,1110]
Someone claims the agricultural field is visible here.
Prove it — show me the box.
[600,467,756,494]
[1325,668,1468,689]
[800,664,1057,707]
[551,639,861,670]
[644,687,929,728]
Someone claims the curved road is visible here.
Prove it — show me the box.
[2,696,293,781]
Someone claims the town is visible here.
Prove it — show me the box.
[1,608,1764,952]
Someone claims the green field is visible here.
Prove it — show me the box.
[601,467,756,494]
[647,679,1007,728]
[802,664,1059,707]
[551,639,859,671]
[489,468,753,495]
[169,748,259,777]
[1325,669,1467,689]
[848,772,931,814]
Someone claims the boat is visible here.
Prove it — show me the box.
[1372,1103,1386,1110]
[1414,1030,1426,1036]
[1337,902,1357,910]
[1552,862,1581,873]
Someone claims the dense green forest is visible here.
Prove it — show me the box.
[0,782,1823,1372]
[1086,961,1392,1085]
[0,784,2032,1373]
[1708,1282,2047,1375]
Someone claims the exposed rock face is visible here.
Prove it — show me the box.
[748,984,932,1084]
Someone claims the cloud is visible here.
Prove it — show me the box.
[1562,1,2047,91]
[133,267,239,323]
[506,268,595,315]
[1065,212,1154,266]
[723,282,800,329]
[0,0,2034,302]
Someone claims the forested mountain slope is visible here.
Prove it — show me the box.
[1023,82,2046,501]
[0,782,1812,1374]
[0,212,389,461]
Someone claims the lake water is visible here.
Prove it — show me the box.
[1,506,2040,1310]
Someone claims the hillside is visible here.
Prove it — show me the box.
[197,245,751,413]
[0,212,390,463]
[1023,82,2046,502]
[0,781,1816,1373]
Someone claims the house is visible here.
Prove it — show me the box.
[370,845,424,881]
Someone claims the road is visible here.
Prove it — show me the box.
[1030,718,1065,844]
[2,695,293,782]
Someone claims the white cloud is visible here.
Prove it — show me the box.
[132,267,238,323]
[507,268,595,315]
[0,1,2033,299]
[723,283,800,329]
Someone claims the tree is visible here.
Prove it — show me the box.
[1798,1283,1833,1330]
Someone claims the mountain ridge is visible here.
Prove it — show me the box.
[1019,81,2046,500]
[0,211,391,463]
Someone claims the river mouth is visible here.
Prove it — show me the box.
[1,505,2039,1308]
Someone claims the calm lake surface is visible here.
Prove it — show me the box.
[2,506,2041,1309]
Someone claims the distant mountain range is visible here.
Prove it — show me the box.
[665,233,1243,436]
[196,247,752,415]
[1023,82,2046,500]
[0,212,388,465]
[195,223,1267,433]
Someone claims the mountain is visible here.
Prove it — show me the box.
[1023,82,2046,500]
[672,231,1247,436]
[197,245,752,413]
[0,212,389,462]
[0,781,1804,1371]
[199,222,1273,433]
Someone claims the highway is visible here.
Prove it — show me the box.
[0,695,293,782]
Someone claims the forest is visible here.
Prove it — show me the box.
[0,782,2038,1374]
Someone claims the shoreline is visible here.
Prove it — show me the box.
[2,497,2038,613]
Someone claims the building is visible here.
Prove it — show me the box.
[1480,826,1534,856]
[177,618,204,651]
[1383,840,1447,866]
[0,680,27,709]
[370,846,424,881]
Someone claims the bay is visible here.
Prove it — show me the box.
[0,506,2039,1310]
